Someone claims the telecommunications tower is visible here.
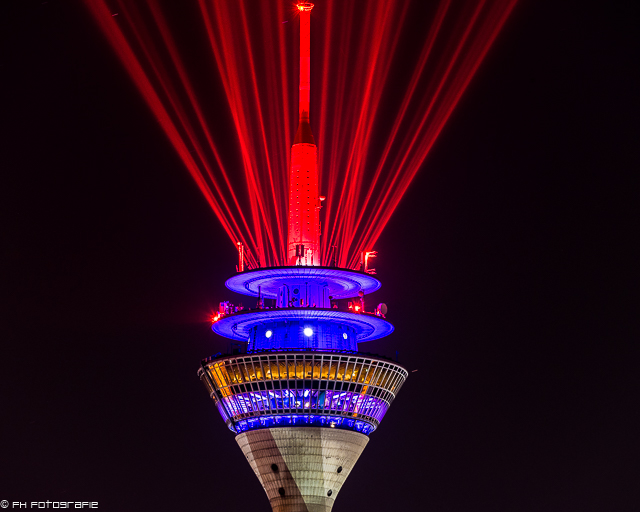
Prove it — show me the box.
[198,4,408,511]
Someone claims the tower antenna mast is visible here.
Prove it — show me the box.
[287,2,320,266]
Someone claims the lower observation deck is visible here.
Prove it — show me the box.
[211,307,393,343]
[199,351,408,435]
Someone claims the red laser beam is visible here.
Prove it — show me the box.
[83,0,517,269]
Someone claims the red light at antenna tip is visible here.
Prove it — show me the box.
[297,2,314,12]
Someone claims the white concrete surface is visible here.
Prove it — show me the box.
[236,427,369,512]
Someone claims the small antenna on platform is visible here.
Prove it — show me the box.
[364,250,377,274]
[237,242,244,272]
[329,245,337,267]
[295,244,305,266]
[257,285,264,309]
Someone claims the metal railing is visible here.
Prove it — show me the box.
[199,352,408,435]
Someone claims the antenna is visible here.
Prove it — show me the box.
[287,2,320,266]
[237,242,244,272]
[297,2,314,124]
[364,250,378,274]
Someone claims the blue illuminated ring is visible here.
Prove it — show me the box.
[225,266,381,299]
[212,307,393,342]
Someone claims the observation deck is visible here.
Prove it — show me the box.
[212,265,392,353]
[204,263,400,438]
[199,351,408,435]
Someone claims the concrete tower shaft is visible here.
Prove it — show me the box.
[237,428,368,512]
[288,2,320,266]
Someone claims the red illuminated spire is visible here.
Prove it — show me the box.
[287,2,320,266]
[297,2,313,134]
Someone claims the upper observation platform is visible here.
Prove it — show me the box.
[225,266,381,300]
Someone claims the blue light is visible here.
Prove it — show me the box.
[212,308,394,343]
[232,414,376,435]
[249,320,359,351]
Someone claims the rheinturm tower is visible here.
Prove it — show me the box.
[198,4,408,511]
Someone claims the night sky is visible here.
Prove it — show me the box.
[2,1,638,511]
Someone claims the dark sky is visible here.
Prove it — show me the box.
[2,0,638,510]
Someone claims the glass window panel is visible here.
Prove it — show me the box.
[381,369,396,390]
[270,360,281,380]
[384,369,397,389]
[341,393,352,412]
[309,390,319,409]
[321,359,331,379]
[221,365,234,387]
[260,361,269,381]
[328,359,338,380]
[238,362,250,383]
[317,389,327,408]
[359,396,373,416]
[346,394,357,413]
[352,394,363,413]
[329,392,339,411]
[261,391,270,411]
[374,368,389,387]
[251,360,260,381]
[259,361,269,381]
[313,360,321,379]
[295,359,304,379]
[241,361,251,382]
[380,369,392,391]
[288,359,297,379]
[224,363,237,384]
[229,394,245,416]
[352,361,363,382]
[249,393,260,411]
[357,361,369,383]
[344,360,354,381]
[365,363,377,384]
[367,364,383,387]
[209,364,226,388]
[389,372,401,393]
[279,360,288,379]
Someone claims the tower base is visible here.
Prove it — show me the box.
[236,427,369,512]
